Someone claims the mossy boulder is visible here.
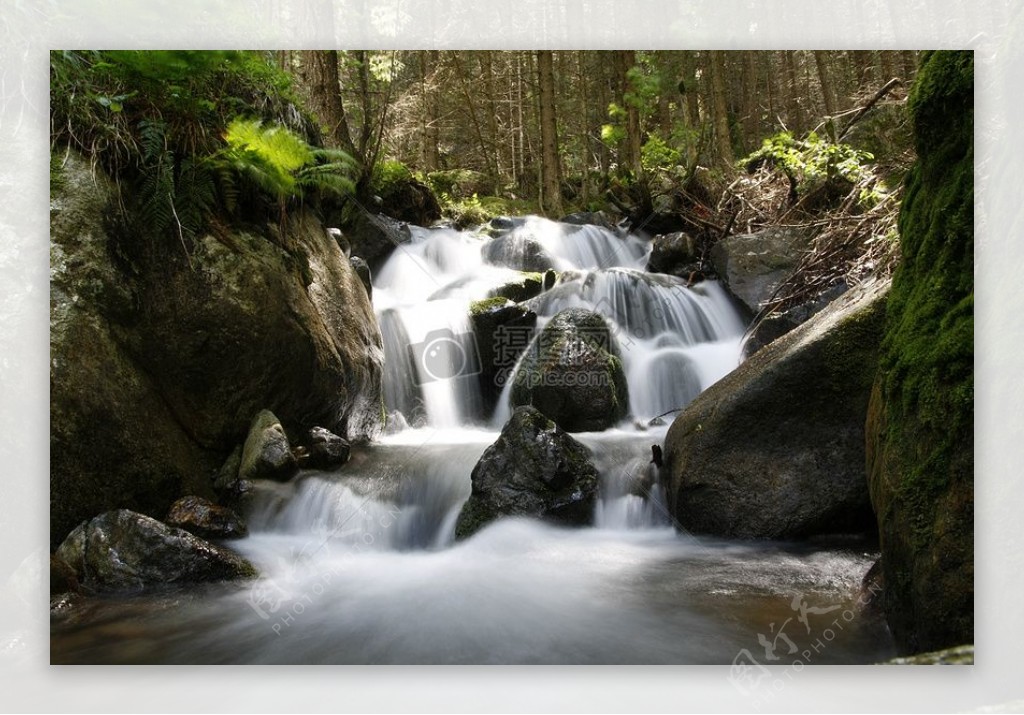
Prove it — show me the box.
[50,152,384,548]
[663,279,889,539]
[510,309,629,432]
[56,509,257,592]
[866,50,974,655]
[455,406,599,539]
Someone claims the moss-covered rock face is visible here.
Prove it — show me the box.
[509,309,629,432]
[50,152,385,547]
[454,406,599,539]
[866,50,974,655]
[663,280,888,539]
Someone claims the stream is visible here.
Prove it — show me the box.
[50,216,894,664]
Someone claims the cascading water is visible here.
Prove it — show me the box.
[50,215,893,665]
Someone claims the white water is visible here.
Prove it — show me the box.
[51,215,892,664]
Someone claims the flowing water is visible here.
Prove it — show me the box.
[50,216,893,664]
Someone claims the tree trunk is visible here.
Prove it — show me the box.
[299,50,359,161]
[536,50,563,215]
[708,50,734,165]
[482,51,503,191]
[853,50,874,92]
[782,51,804,134]
[742,51,759,152]
[618,50,642,175]
[419,51,441,171]
[813,50,838,116]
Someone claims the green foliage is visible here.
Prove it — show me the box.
[51,51,347,240]
[742,131,879,204]
[423,169,490,199]
[372,159,414,195]
[640,135,683,173]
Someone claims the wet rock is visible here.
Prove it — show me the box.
[560,211,617,231]
[469,297,537,410]
[646,231,701,278]
[239,410,298,482]
[486,270,557,303]
[664,279,889,539]
[306,426,351,469]
[165,496,248,540]
[710,227,812,313]
[510,309,629,432]
[340,211,413,270]
[455,406,599,538]
[55,510,257,592]
[482,233,555,272]
[349,256,372,299]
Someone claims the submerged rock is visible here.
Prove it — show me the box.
[306,426,351,469]
[664,279,889,539]
[486,270,556,303]
[239,410,298,482]
[165,496,248,540]
[710,226,811,313]
[510,309,629,432]
[455,406,599,539]
[56,510,257,592]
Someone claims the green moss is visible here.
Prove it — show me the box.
[469,296,512,316]
[869,50,974,653]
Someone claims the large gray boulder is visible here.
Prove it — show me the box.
[710,227,811,314]
[509,309,629,432]
[56,510,256,592]
[455,406,599,539]
[646,231,702,278]
[663,279,889,539]
[50,152,384,547]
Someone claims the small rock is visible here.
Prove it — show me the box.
[166,496,248,540]
[239,409,298,482]
[306,426,351,469]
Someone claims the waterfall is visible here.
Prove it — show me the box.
[52,215,894,666]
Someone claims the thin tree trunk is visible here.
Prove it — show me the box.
[419,51,441,171]
[624,51,642,174]
[482,51,502,191]
[782,51,804,134]
[813,50,838,116]
[536,50,563,215]
[708,50,734,165]
[742,51,759,152]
